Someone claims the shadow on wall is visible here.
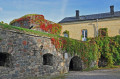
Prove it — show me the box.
[93,24,97,37]
[119,29,120,34]
[88,23,97,37]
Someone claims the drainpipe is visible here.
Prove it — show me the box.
[96,19,98,37]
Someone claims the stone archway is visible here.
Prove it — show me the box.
[69,56,82,71]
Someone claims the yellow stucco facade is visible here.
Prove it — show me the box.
[60,17,120,40]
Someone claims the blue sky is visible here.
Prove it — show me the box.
[0,0,120,23]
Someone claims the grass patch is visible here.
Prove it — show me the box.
[24,74,65,79]
[98,65,120,70]
[0,23,61,38]
[83,65,120,71]
[51,75,65,79]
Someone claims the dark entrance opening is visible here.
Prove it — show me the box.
[69,56,82,71]
[43,53,53,66]
[0,53,12,67]
[98,55,108,67]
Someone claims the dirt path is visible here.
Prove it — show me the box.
[65,68,120,79]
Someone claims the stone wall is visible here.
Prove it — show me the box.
[11,20,30,29]
[0,29,67,79]
[0,28,97,79]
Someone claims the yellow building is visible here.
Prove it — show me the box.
[59,6,120,41]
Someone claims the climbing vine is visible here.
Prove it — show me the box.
[51,35,120,68]
[51,37,99,68]
[10,14,62,35]
[99,28,108,37]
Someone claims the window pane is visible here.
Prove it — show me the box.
[82,29,87,39]
[64,33,68,37]
[85,30,87,38]
[82,30,84,36]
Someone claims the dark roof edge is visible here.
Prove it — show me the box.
[59,11,120,23]
[79,11,120,17]
[59,17,120,25]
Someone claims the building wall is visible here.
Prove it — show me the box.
[60,18,120,40]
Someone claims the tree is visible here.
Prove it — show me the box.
[0,21,8,25]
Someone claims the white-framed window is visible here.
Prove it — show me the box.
[82,29,87,41]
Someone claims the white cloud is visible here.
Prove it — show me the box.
[61,0,69,17]
[0,7,3,11]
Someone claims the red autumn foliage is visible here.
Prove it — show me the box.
[10,14,62,35]
[51,37,67,49]
[51,38,61,49]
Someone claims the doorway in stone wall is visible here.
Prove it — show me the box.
[0,53,12,67]
[69,56,82,71]
[98,55,108,67]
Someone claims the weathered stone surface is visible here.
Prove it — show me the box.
[0,29,67,79]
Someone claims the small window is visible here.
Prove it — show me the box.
[82,29,87,41]
[64,33,69,37]
[99,28,108,37]
[43,53,53,66]
[0,53,12,67]
[82,29,87,38]
[63,30,69,38]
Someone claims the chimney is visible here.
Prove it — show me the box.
[110,5,114,15]
[76,10,80,19]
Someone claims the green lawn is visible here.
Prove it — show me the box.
[0,23,61,38]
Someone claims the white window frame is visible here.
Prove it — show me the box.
[82,29,87,41]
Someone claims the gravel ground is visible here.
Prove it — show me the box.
[65,68,120,79]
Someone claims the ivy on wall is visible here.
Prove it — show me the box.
[50,37,99,68]
[51,28,120,68]
[99,28,108,37]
